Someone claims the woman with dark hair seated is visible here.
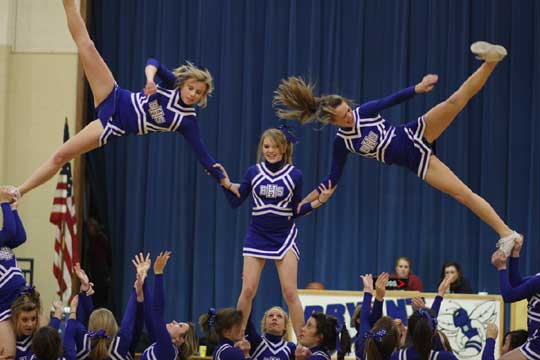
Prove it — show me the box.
[438,261,473,294]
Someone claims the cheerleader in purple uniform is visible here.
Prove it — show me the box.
[139,252,199,360]
[273,42,521,254]
[200,308,251,360]
[295,312,351,360]
[8,0,236,200]
[492,237,540,360]
[245,306,296,360]
[64,259,144,360]
[30,325,71,360]
[215,127,336,336]
[0,187,26,358]
[12,290,64,360]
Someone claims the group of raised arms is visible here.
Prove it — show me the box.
[0,1,534,359]
[0,202,532,360]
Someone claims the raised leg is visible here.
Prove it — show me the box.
[63,0,115,106]
[18,120,103,196]
[424,155,513,238]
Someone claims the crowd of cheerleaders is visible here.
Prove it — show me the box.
[0,202,534,360]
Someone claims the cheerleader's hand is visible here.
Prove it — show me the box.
[144,80,157,96]
[234,339,251,357]
[361,274,374,294]
[486,323,498,339]
[415,74,438,93]
[215,163,240,198]
[411,297,426,310]
[0,187,14,203]
[438,274,454,296]
[375,272,389,300]
[511,236,523,257]
[154,251,171,275]
[295,345,312,360]
[318,180,336,204]
[132,252,151,282]
[213,163,230,180]
[52,300,64,320]
[491,250,507,270]
[74,263,91,292]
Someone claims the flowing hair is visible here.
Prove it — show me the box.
[273,76,352,124]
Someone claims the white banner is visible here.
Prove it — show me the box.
[298,290,504,360]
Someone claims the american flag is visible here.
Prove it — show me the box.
[50,120,80,302]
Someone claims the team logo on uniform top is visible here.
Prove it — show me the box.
[260,184,284,198]
[148,100,166,124]
[359,131,379,153]
[437,300,497,358]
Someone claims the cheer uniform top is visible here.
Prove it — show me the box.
[95,58,224,182]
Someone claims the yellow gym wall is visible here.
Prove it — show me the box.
[0,0,79,315]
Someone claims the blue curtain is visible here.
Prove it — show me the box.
[85,0,540,323]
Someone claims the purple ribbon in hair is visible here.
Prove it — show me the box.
[364,328,387,342]
[278,124,299,144]
[88,329,109,339]
[208,307,217,328]
[19,285,35,296]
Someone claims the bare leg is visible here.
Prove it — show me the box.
[0,320,15,358]
[236,256,266,331]
[275,250,304,338]
[423,62,497,143]
[424,155,512,238]
[63,0,115,106]
[499,348,528,360]
[18,120,103,196]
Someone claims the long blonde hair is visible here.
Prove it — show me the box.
[178,323,198,360]
[88,308,119,360]
[257,128,293,165]
[173,61,214,108]
[273,76,352,124]
[260,306,291,341]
